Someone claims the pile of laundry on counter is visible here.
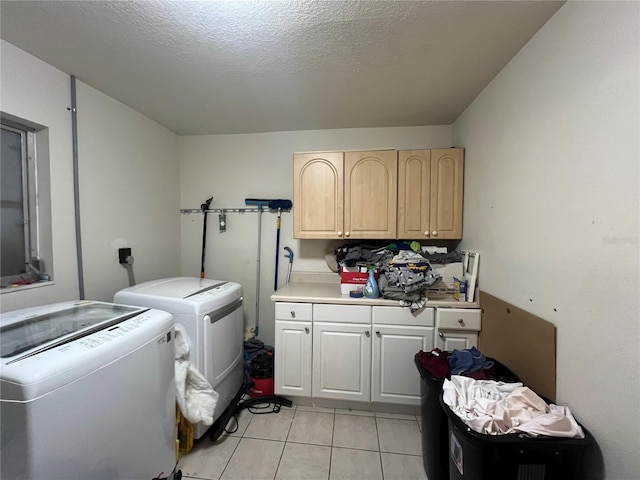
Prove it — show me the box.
[333,241,461,311]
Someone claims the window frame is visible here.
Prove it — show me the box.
[1,114,50,288]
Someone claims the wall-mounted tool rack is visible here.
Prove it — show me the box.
[180,207,268,214]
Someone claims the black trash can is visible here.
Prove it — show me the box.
[440,393,594,480]
[415,352,520,480]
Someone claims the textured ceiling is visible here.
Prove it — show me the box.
[0,1,564,135]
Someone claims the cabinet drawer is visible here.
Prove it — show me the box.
[436,308,481,331]
[275,302,312,321]
[372,306,434,327]
[313,304,370,324]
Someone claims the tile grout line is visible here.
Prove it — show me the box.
[375,416,384,480]
[274,406,297,480]
[328,409,336,480]
[216,435,242,480]
[217,410,253,480]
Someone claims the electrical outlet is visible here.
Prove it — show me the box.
[118,248,132,264]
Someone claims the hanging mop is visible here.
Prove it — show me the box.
[244,198,292,337]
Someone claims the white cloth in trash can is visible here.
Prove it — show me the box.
[442,375,584,438]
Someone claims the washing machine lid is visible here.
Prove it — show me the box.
[0,301,146,362]
[120,277,227,299]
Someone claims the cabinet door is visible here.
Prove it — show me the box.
[274,320,312,397]
[430,148,464,240]
[397,149,431,240]
[435,329,478,351]
[312,322,371,401]
[371,325,434,405]
[344,150,397,239]
[293,152,344,239]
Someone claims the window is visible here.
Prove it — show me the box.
[1,114,52,289]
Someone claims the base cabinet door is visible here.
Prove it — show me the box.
[312,322,371,401]
[274,320,312,397]
[371,325,434,405]
[434,308,480,352]
[435,330,478,351]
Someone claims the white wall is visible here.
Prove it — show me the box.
[179,126,451,344]
[77,82,181,301]
[0,40,182,310]
[0,40,79,310]
[453,3,639,479]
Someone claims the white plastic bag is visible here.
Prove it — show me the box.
[174,324,219,425]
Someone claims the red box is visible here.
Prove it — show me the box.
[340,266,378,294]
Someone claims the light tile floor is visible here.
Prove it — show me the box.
[179,404,428,480]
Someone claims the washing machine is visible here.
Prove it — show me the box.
[0,300,176,480]
[115,276,244,439]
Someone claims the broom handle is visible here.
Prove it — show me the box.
[200,211,208,278]
[274,208,282,290]
[254,207,262,336]
[200,197,213,278]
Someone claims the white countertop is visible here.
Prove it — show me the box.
[271,272,479,308]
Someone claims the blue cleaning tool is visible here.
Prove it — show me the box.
[284,247,294,284]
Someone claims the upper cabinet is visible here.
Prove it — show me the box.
[293,151,344,239]
[294,148,463,240]
[397,148,464,240]
[294,150,397,239]
[344,150,397,239]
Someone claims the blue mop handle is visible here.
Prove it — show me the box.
[274,208,282,290]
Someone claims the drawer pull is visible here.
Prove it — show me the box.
[290,311,296,318]
[458,318,465,326]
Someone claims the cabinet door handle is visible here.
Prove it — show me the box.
[290,311,296,318]
[337,231,343,237]
[439,332,444,338]
[345,231,350,238]
[424,231,430,237]
[432,231,438,237]
[305,327,310,334]
[365,330,370,337]
[376,330,381,337]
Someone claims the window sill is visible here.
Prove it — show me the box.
[0,281,54,294]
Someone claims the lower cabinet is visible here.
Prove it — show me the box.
[312,322,372,401]
[371,325,433,404]
[434,307,481,351]
[274,320,312,397]
[435,329,478,351]
[274,301,439,406]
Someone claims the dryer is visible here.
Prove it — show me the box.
[0,301,176,480]
[115,277,244,439]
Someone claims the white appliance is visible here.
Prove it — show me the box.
[115,277,244,439]
[0,301,176,480]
